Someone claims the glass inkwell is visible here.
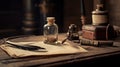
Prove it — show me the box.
[43,17,58,44]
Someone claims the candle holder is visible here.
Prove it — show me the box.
[80,0,86,29]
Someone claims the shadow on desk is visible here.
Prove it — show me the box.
[64,55,120,67]
[28,54,120,67]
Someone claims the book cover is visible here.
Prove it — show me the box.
[82,25,107,40]
[80,37,113,47]
[82,25,107,31]
[82,29,107,40]
[82,24,116,40]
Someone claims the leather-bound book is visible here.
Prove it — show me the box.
[82,25,107,40]
[80,37,113,47]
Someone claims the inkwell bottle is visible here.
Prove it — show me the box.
[92,3,108,25]
[43,17,58,44]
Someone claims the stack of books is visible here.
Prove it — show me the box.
[80,3,115,47]
[81,25,114,47]
[82,25,107,40]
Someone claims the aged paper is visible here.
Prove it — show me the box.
[0,41,87,58]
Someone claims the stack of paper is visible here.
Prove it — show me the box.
[0,41,87,58]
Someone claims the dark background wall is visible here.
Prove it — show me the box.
[63,0,93,31]
[0,0,23,38]
[107,0,120,26]
[0,0,64,38]
[0,0,120,38]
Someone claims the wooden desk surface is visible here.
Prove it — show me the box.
[0,34,120,67]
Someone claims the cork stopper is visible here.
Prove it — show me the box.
[46,17,55,25]
[47,17,55,20]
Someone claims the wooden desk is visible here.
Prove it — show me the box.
[0,34,120,67]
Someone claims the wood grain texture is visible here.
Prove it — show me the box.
[0,34,120,67]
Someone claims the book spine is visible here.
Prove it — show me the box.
[82,25,107,31]
[80,38,99,46]
[82,30,95,40]
[80,37,113,46]
[82,25,95,31]
[82,30,107,40]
